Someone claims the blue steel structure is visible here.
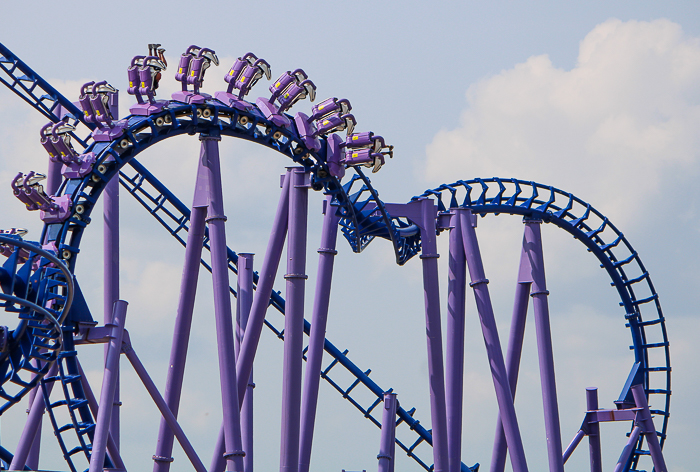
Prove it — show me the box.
[0,41,669,472]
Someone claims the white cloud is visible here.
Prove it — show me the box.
[426,18,700,228]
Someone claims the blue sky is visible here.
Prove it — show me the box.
[0,2,699,471]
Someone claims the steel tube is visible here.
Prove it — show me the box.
[418,198,449,472]
[460,209,529,472]
[46,160,62,196]
[25,361,43,470]
[524,220,564,472]
[153,201,208,472]
[104,92,121,450]
[237,253,255,472]
[211,425,226,472]
[631,384,667,472]
[378,393,398,472]
[586,388,602,472]
[280,168,309,472]
[562,429,585,464]
[76,359,125,470]
[212,170,291,470]
[613,425,642,472]
[89,300,128,472]
[446,209,466,472]
[298,196,340,472]
[202,136,245,472]
[125,346,206,472]
[236,169,291,401]
[10,363,58,471]
[490,258,531,472]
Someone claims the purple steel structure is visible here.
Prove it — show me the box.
[236,253,255,472]
[103,91,121,455]
[377,392,398,472]
[298,195,341,472]
[0,41,672,472]
[281,167,310,472]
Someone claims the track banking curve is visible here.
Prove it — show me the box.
[0,40,669,472]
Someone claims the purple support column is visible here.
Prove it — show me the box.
[491,229,533,472]
[10,363,58,471]
[586,388,602,472]
[562,429,585,464]
[377,393,398,472]
[104,91,121,450]
[280,168,309,472]
[202,136,245,472]
[446,209,466,472]
[460,209,529,472]
[76,360,125,470]
[153,168,209,472]
[418,198,449,472]
[89,300,128,472]
[631,384,668,472]
[298,196,340,472]
[124,346,207,472]
[212,170,291,472]
[523,220,564,472]
[40,126,65,469]
[236,169,291,401]
[26,361,43,470]
[211,426,226,472]
[613,425,642,472]
[237,253,255,472]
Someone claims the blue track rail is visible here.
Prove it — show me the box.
[0,39,458,471]
[0,43,91,148]
[0,235,72,413]
[0,41,668,472]
[411,179,670,469]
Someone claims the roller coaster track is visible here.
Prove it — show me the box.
[0,235,72,414]
[0,41,669,472]
[0,42,461,472]
[412,179,670,469]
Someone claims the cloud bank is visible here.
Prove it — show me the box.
[426,18,700,227]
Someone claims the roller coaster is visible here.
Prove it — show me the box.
[0,42,670,472]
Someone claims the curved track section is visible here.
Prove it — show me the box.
[0,235,72,413]
[411,178,670,466]
[48,101,400,273]
[0,42,670,472]
[30,100,450,471]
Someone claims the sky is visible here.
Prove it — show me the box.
[0,1,699,471]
